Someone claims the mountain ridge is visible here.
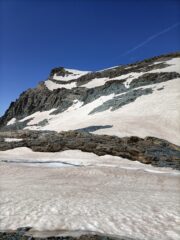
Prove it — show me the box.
[0,52,180,146]
[0,52,180,167]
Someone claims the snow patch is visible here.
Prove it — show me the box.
[19,109,56,126]
[45,80,77,90]
[4,138,23,142]
[149,58,180,74]
[6,118,16,126]
[81,72,144,89]
[81,78,110,88]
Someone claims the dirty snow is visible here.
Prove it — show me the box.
[0,148,180,240]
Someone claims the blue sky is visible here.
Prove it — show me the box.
[0,0,180,116]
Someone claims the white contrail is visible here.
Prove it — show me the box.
[122,22,180,56]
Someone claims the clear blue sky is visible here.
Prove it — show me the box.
[0,0,180,116]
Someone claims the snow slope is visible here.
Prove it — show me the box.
[0,150,180,240]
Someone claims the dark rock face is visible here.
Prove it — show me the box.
[0,52,179,130]
[0,130,179,170]
[50,67,72,77]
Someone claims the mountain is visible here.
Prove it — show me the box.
[0,52,180,169]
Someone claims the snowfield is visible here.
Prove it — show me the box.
[0,148,180,240]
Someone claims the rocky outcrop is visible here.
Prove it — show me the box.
[50,67,72,77]
[0,130,179,169]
